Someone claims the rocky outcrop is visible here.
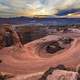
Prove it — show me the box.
[0,24,22,49]
[47,70,78,80]
[0,72,14,80]
[0,27,6,49]
[39,65,80,80]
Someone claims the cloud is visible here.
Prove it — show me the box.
[0,0,80,17]
[0,3,10,10]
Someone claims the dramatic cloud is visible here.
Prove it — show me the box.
[0,0,80,17]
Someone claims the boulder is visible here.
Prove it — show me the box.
[47,70,78,80]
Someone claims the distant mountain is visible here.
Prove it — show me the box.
[0,16,80,26]
[0,17,33,24]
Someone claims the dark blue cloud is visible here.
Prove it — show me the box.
[56,9,80,16]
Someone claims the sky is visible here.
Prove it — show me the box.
[0,0,80,17]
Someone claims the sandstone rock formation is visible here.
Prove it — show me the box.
[0,31,80,80]
[47,70,78,80]
[0,24,22,49]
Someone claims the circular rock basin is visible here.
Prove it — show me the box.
[46,41,64,54]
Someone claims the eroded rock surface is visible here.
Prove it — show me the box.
[47,70,78,80]
[0,24,22,49]
[0,30,80,80]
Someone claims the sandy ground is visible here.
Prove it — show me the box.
[0,32,80,80]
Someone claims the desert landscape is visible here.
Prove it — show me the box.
[0,24,80,80]
[0,0,80,80]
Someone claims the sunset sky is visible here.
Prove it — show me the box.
[0,0,80,17]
